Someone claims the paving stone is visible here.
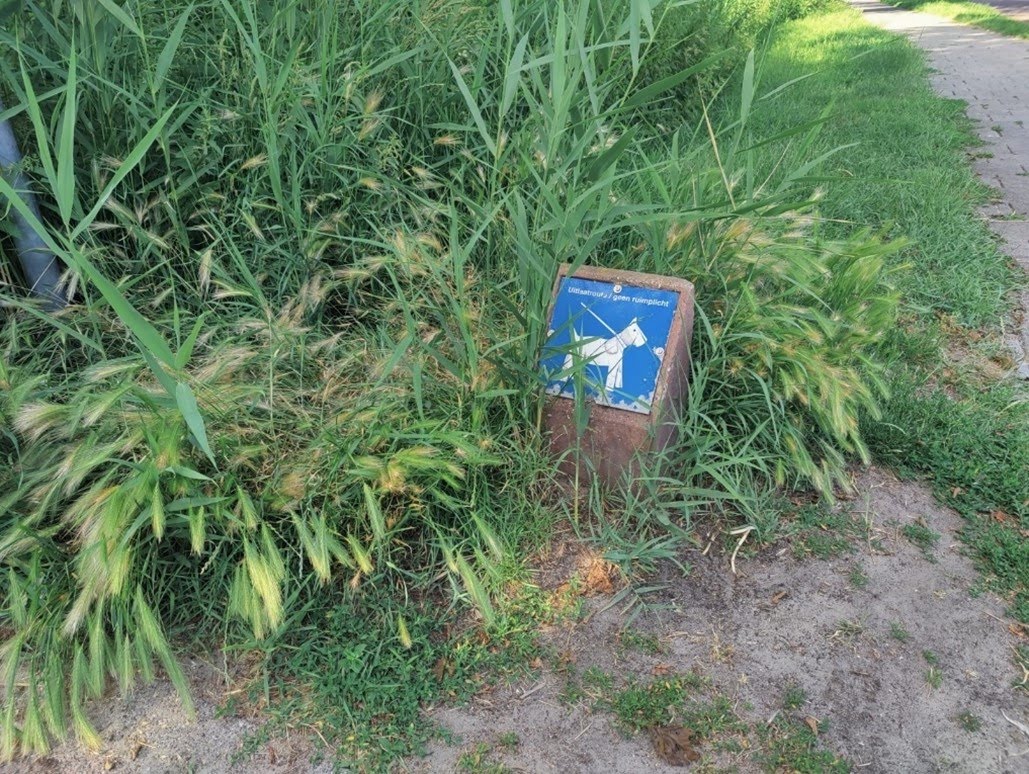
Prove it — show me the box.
[990,220,1029,268]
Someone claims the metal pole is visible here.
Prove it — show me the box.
[0,95,66,310]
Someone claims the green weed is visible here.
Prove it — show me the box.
[257,589,483,769]
[570,668,711,736]
[635,0,838,106]
[254,581,557,770]
[572,666,843,767]
[497,732,520,749]
[1014,645,1029,693]
[783,684,808,710]
[957,711,982,732]
[889,622,911,642]
[759,716,851,773]
[830,619,864,644]
[869,379,1029,616]
[679,696,748,740]
[902,521,942,561]
[617,627,663,656]
[608,676,694,733]
[560,666,614,707]
[457,743,511,774]
[749,10,1014,326]
[788,505,865,559]
[923,651,943,690]
[849,565,870,589]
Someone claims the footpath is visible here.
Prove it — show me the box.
[855,0,1029,376]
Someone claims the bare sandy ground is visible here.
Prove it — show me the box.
[2,657,330,774]
[408,468,1029,773]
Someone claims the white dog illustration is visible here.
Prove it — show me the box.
[562,317,647,391]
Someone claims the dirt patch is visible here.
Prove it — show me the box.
[5,657,329,774]
[408,467,1029,773]
[10,468,1029,772]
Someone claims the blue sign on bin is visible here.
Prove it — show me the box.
[540,276,680,414]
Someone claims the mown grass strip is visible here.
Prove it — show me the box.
[887,0,1029,40]
[752,7,1016,324]
[752,6,1029,618]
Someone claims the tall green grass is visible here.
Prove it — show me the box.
[2,0,895,758]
